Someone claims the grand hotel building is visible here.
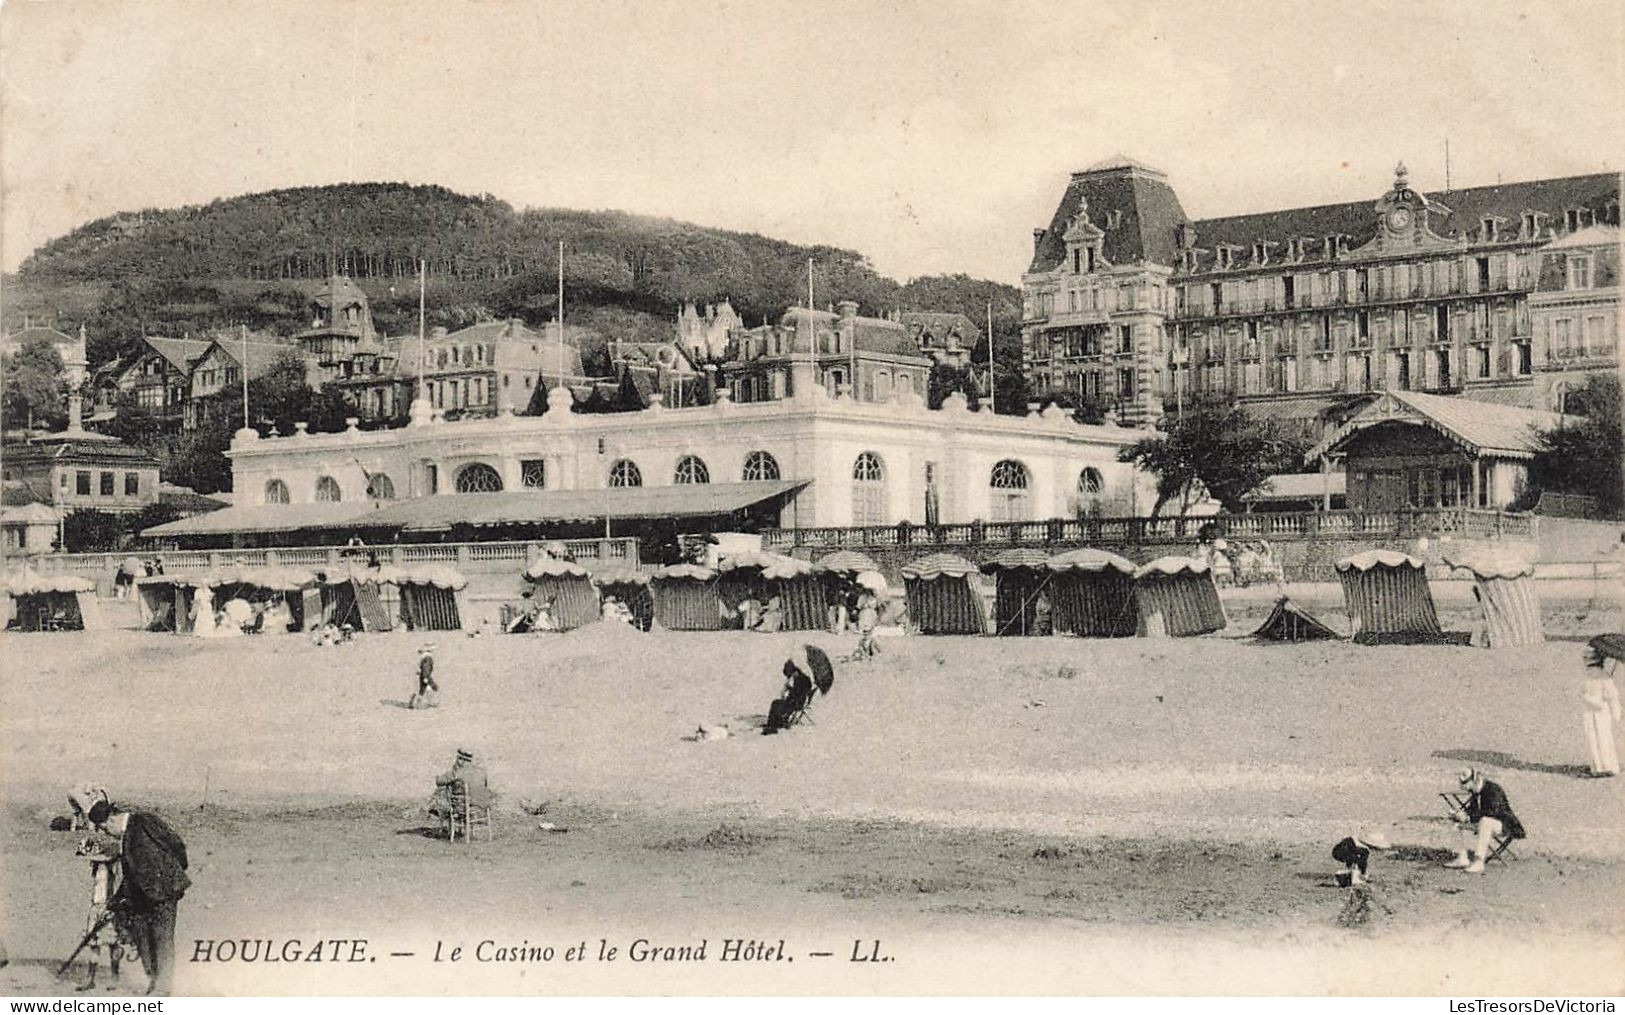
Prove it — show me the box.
[1020,157,1621,433]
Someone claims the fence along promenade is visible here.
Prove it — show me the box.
[764,507,1536,551]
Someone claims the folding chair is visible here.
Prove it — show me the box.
[446,780,493,844]
[1439,791,1519,866]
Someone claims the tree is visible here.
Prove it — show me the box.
[1525,374,1623,517]
[1118,402,1310,515]
[99,391,169,451]
[61,508,124,553]
[168,352,353,495]
[1033,387,1108,426]
[2,336,69,430]
[927,362,981,410]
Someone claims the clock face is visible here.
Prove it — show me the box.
[1388,208,1412,231]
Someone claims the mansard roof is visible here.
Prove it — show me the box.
[1028,162,1190,274]
[1183,172,1617,273]
[1030,162,1619,277]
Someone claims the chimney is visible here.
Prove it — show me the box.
[836,300,859,320]
[67,393,84,432]
[1033,228,1046,251]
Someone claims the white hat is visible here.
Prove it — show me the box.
[1355,830,1391,850]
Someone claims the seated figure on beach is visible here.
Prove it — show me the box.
[1446,768,1525,874]
[427,748,491,821]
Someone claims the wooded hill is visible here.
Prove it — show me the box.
[10,182,1023,372]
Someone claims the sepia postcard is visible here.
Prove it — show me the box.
[1,0,1622,999]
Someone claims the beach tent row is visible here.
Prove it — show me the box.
[1330,547,1540,647]
[902,549,1227,639]
[135,564,470,633]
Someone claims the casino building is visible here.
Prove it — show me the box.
[1021,157,1621,435]
[149,310,1153,548]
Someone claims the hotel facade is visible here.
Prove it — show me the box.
[1020,158,1621,433]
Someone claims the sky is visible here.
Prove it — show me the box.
[1,0,1621,285]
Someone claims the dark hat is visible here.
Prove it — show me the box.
[86,800,113,826]
[455,749,474,763]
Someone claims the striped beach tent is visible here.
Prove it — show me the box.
[982,548,1055,636]
[1442,547,1543,648]
[717,552,827,631]
[1133,556,1227,638]
[522,556,600,631]
[901,553,988,635]
[651,563,725,631]
[1335,550,1442,644]
[1046,548,1138,638]
[384,564,469,631]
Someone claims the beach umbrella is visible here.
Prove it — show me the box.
[805,644,835,696]
[815,550,881,575]
[854,570,887,592]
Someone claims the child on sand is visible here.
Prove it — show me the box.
[1332,830,1390,885]
[409,644,439,709]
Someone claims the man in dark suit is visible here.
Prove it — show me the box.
[1447,768,1525,874]
[86,800,190,994]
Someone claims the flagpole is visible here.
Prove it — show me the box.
[556,240,565,389]
[986,298,996,414]
[240,323,250,430]
[806,258,815,398]
[416,259,426,402]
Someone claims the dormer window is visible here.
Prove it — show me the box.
[1481,218,1498,242]
[1252,242,1268,264]
[1217,247,1233,270]
[1521,212,1542,238]
[1105,209,1124,229]
[1323,235,1341,260]
[1564,207,1595,231]
[1181,250,1198,272]
[1285,238,1302,261]
[1085,245,1098,272]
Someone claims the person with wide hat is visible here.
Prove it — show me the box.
[1581,638,1622,777]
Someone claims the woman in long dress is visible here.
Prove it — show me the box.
[191,585,218,637]
[1582,645,1621,777]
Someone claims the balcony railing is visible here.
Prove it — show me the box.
[765,508,1534,551]
[1174,278,1535,321]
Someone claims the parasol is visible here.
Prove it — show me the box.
[854,570,888,592]
[804,644,835,696]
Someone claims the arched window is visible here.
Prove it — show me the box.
[742,451,781,482]
[674,455,710,485]
[853,452,885,482]
[366,473,396,500]
[314,476,342,502]
[264,479,289,505]
[1078,467,1105,495]
[608,459,643,488]
[991,460,1029,490]
[989,459,1031,523]
[851,452,886,526]
[455,462,504,493]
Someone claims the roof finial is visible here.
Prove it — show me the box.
[1394,161,1409,189]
